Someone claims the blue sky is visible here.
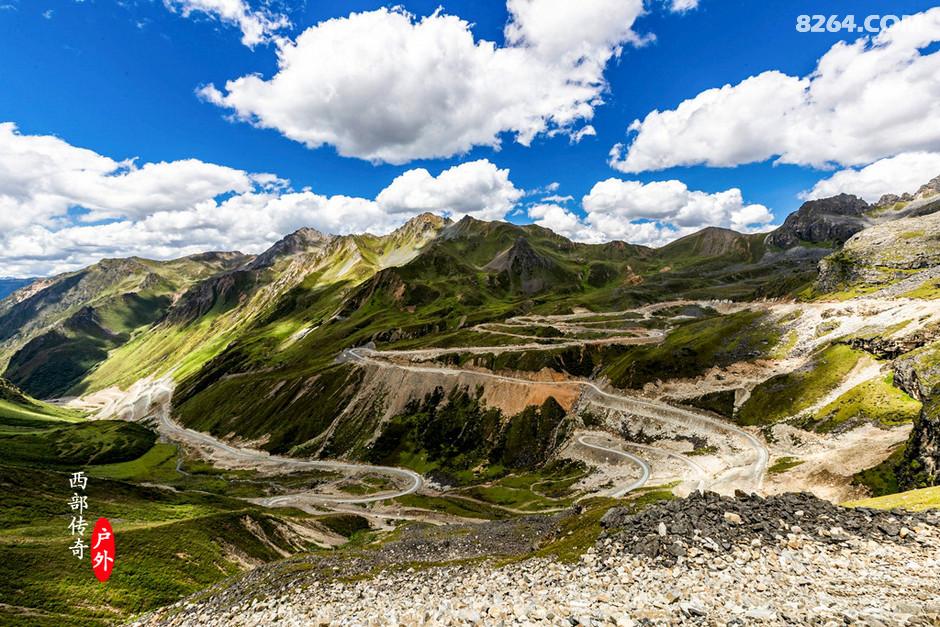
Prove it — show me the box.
[1,0,939,276]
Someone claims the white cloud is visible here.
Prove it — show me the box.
[667,0,698,12]
[802,152,940,202]
[528,178,774,247]
[376,160,522,221]
[611,9,940,173]
[0,125,527,276]
[200,2,649,164]
[0,123,264,230]
[504,0,647,67]
[583,179,773,231]
[163,0,290,47]
[527,203,593,239]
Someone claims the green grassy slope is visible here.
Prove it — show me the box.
[809,374,920,433]
[0,421,156,470]
[605,310,780,390]
[157,219,810,453]
[0,464,324,627]
[0,254,250,398]
[0,378,85,432]
[0,378,364,626]
[737,344,863,426]
[0,378,155,469]
[844,485,940,511]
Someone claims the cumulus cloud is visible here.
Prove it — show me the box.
[200,2,649,163]
[528,178,774,247]
[802,152,940,202]
[666,0,698,12]
[504,0,647,67]
[611,9,940,173]
[163,0,290,47]
[0,122,265,230]
[527,203,595,239]
[1,192,396,277]
[0,125,527,277]
[376,160,522,221]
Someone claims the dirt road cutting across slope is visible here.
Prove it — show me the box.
[344,344,766,493]
[105,377,424,505]
[98,303,766,507]
[576,436,650,497]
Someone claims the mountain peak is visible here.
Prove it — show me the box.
[485,236,554,274]
[391,212,452,238]
[765,194,870,250]
[249,227,334,269]
[915,174,940,201]
[873,172,940,207]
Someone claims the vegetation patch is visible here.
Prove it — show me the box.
[0,464,315,626]
[680,389,736,419]
[903,279,940,300]
[318,514,371,538]
[767,457,805,474]
[844,485,940,511]
[736,344,863,426]
[802,375,920,433]
[605,311,779,390]
[0,379,86,434]
[852,446,905,497]
[0,420,157,470]
[368,387,573,483]
[175,364,367,456]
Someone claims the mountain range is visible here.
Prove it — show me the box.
[2,178,940,468]
[4,174,940,626]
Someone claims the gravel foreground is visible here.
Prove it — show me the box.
[128,493,940,627]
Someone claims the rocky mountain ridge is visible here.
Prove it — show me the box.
[3,175,940,489]
[767,177,940,252]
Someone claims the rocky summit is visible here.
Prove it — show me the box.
[127,493,940,627]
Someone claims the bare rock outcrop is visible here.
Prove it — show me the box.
[765,194,870,250]
[815,210,940,294]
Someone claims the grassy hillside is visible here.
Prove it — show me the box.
[808,374,920,433]
[0,254,250,398]
[0,374,368,626]
[737,344,863,426]
[844,485,940,511]
[158,222,806,454]
[3,213,818,407]
[369,387,572,481]
[605,310,780,390]
[0,378,87,433]
[0,378,157,470]
[0,464,333,627]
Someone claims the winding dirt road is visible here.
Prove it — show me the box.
[103,303,767,510]
[346,335,766,493]
[576,436,650,497]
[110,378,424,505]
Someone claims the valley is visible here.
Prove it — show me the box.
[2,180,940,626]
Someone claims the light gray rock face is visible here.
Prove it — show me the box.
[915,175,940,201]
[815,209,940,294]
[767,174,940,254]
